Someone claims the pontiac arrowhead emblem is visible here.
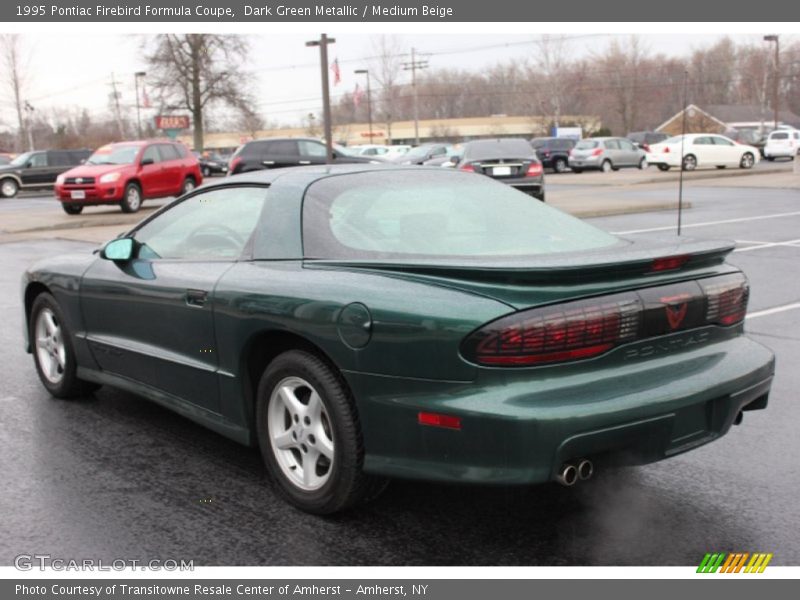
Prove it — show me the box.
[661,293,691,330]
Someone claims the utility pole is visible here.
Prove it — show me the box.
[134,71,146,139]
[23,101,34,151]
[108,73,125,138]
[764,35,780,130]
[402,48,428,146]
[354,69,373,142]
[306,34,336,163]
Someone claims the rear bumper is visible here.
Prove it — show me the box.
[348,329,775,485]
[647,153,681,167]
[489,176,543,197]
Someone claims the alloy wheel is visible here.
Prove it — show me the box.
[126,187,141,210]
[1,179,18,197]
[35,308,66,384]
[268,376,335,491]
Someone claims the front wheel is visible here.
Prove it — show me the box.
[638,158,648,170]
[740,153,755,169]
[120,182,142,213]
[1,177,19,198]
[256,350,387,514]
[30,293,98,398]
[62,204,83,215]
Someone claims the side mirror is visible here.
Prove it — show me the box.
[450,156,460,164]
[140,157,154,166]
[101,238,134,261]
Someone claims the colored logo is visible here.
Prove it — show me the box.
[661,293,691,330]
[697,552,773,573]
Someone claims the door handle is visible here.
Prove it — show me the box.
[298,160,311,165]
[262,160,275,166]
[185,289,208,307]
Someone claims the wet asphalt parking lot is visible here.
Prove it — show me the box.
[1,182,798,566]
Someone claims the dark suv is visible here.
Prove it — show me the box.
[530,138,577,173]
[0,149,91,198]
[228,137,378,175]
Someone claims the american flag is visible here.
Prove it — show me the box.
[330,58,341,86]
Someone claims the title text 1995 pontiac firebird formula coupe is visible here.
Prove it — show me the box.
[22,166,775,514]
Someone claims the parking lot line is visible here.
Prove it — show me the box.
[613,210,800,235]
[747,302,800,320]
[734,238,800,253]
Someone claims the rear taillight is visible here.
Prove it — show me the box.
[526,162,543,177]
[701,274,749,326]
[229,156,242,173]
[591,148,603,156]
[462,273,748,367]
[460,163,475,172]
[664,146,670,153]
[642,143,651,152]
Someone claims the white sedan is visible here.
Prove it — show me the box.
[648,134,759,171]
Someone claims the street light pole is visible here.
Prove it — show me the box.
[355,69,373,142]
[764,34,780,130]
[403,48,429,146]
[24,101,34,151]
[306,34,336,163]
[134,71,146,139]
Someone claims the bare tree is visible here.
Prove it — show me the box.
[1,34,31,151]
[370,35,405,143]
[596,36,649,134]
[145,34,250,151]
[534,35,569,129]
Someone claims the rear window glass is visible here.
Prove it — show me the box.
[302,171,618,259]
[464,139,534,160]
[575,140,599,149]
[770,132,789,140]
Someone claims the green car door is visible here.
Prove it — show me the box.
[79,185,269,413]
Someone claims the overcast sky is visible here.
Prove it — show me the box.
[0,33,784,130]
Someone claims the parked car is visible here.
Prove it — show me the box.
[458,138,545,200]
[647,134,760,171]
[54,140,202,215]
[22,165,774,514]
[391,143,452,165]
[193,151,229,177]
[228,137,379,175]
[568,137,648,173]
[347,144,390,157]
[384,145,412,159]
[530,137,577,173]
[0,149,91,199]
[626,131,668,152]
[423,145,463,168]
[763,129,800,161]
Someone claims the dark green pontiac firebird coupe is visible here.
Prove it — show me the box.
[23,166,774,513]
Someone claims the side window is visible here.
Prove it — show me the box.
[141,146,160,164]
[158,144,180,161]
[29,152,48,167]
[430,146,447,157]
[244,141,270,157]
[173,144,188,158]
[604,140,620,150]
[133,186,267,260]
[619,139,636,151]
[693,137,711,145]
[299,140,327,157]
[270,140,299,156]
[712,137,735,146]
[48,151,70,167]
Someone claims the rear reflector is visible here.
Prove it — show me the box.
[418,412,462,430]
[462,273,748,367]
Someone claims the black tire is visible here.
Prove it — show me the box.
[765,156,775,162]
[552,157,567,173]
[657,164,671,171]
[181,176,197,195]
[682,155,697,171]
[716,166,726,169]
[29,292,99,398]
[256,350,387,514]
[638,157,648,170]
[1,177,19,198]
[740,152,755,169]
[62,204,83,215]
[601,160,613,173]
[120,182,142,213]
[571,168,583,174]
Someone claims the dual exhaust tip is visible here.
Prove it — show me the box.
[556,459,594,486]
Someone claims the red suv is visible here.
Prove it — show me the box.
[55,140,202,214]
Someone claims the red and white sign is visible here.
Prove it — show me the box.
[155,115,190,130]
[360,131,385,138]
